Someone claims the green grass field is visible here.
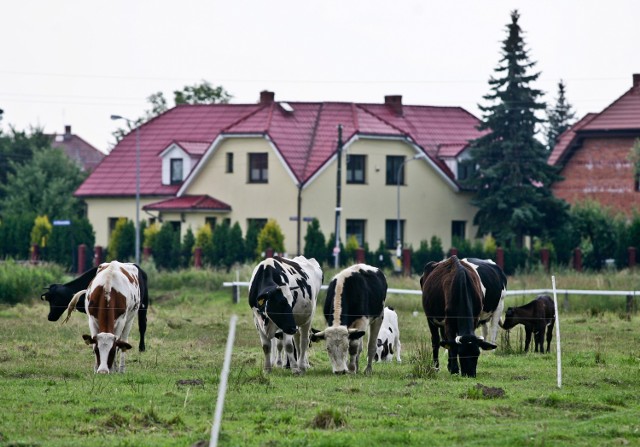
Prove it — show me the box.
[1,267,639,446]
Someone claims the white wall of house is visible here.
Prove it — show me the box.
[302,138,478,253]
[84,135,479,257]
[85,197,166,248]
[184,137,301,254]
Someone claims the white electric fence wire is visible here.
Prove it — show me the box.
[210,314,238,447]
[552,276,562,389]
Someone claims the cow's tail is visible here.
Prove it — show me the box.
[62,289,86,324]
[451,256,475,335]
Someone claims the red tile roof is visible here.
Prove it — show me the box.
[75,96,486,198]
[47,125,105,172]
[549,74,640,167]
[143,195,231,211]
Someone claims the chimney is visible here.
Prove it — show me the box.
[385,95,403,116]
[633,73,640,88]
[64,125,72,141]
[260,90,275,105]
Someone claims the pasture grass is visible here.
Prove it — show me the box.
[0,268,639,446]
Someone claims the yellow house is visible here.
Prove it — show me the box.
[75,92,485,258]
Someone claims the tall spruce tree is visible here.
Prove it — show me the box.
[546,79,576,151]
[467,10,568,248]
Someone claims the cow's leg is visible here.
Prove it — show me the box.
[259,333,273,372]
[546,321,554,353]
[348,339,361,373]
[283,334,299,374]
[364,316,384,375]
[395,335,402,363]
[137,306,147,352]
[488,298,504,344]
[524,328,532,352]
[427,320,441,370]
[297,323,312,373]
[447,344,460,375]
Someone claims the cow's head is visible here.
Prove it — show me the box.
[83,333,132,374]
[41,284,68,321]
[374,337,391,362]
[257,286,297,335]
[310,326,365,374]
[500,307,517,330]
[440,335,496,378]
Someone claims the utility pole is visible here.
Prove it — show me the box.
[334,125,343,269]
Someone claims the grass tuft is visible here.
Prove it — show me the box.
[408,340,437,379]
[309,408,347,430]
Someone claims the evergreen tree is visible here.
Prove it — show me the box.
[212,220,230,268]
[225,222,245,270]
[467,10,568,248]
[546,80,576,150]
[107,218,135,261]
[153,222,180,270]
[181,227,195,268]
[303,218,327,265]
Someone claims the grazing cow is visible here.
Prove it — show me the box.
[421,255,498,377]
[64,261,141,373]
[42,265,149,352]
[248,256,323,374]
[310,264,387,375]
[500,294,555,353]
[374,306,402,363]
[461,258,508,344]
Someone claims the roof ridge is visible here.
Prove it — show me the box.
[356,104,408,136]
[587,85,636,126]
[301,103,324,181]
[221,105,266,133]
[265,102,275,131]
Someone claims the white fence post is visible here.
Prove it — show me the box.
[210,314,238,447]
[552,276,562,389]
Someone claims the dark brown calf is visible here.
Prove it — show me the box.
[500,295,555,353]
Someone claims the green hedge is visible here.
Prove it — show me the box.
[0,261,65,305]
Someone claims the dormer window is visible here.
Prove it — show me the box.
[170,158,183,184]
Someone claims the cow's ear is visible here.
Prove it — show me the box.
[310,331,325,342]
[82,334,95,345]
[116,340,133,351]
[348,330,366,340]
[477,340,498,351]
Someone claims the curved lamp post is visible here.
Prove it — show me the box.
[396,153,428,257]
[110,114,140,265]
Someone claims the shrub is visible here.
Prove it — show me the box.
[107,218,135,262]
[0,260,64,305]
[303,218,327,266]
[152,222,180,270]
[256,219,285,256]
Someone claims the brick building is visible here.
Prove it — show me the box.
[548,74,640,216]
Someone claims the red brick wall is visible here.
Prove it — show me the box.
[552,137,640,215]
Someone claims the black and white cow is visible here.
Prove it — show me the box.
[421,255,498,377]
[42,264,149,352]
[248,255,323,374]
[310,264,387,375]
[500,294,555,353]
[374,306,402,362]
[462,258,507,344]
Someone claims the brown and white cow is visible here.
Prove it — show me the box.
[64,261,141,374]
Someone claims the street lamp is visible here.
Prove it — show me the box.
[396,153,428,258]
[110,114,140,265]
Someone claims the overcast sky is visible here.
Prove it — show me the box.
[1,0,639,153]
